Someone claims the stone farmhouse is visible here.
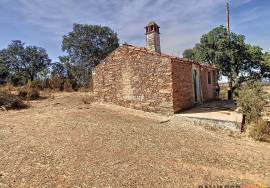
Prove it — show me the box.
[93,22,217,114]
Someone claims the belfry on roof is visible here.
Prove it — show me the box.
[145,21,161,53]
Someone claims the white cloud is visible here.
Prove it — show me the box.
[7,0,268,58]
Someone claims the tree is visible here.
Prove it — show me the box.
[51,62,67,79]
[49,62,67,91]
[0,40,51,85]
[60,23,119,87]
[0,55,9,84]
[182,48,195,60]
[183,26,269,99]
[262,53,270,81]
[0,41,25,85]
[23,45,51,81]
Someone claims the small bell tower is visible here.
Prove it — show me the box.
[145,21,161,53]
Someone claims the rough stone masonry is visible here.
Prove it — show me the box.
[93,21,217,114]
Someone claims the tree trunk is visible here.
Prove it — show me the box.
[29,73,34,82]
[228,74,233,101]
[241,114,246,133]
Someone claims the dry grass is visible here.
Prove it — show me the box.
[81,93,95,104]
[263,86,270,121]
[264,85,270,94]
[219,85,228,100]
[0,92,270,187]
[0,91,28,110]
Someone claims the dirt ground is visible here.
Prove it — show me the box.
[179,100,243,123]
[0,92,270,188]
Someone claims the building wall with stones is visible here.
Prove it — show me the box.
[171,59,194,112]
[93,45,174,114]
[93,44,217,115]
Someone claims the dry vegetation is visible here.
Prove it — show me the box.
[264,85,270,94]
[0,92,270,187]
[263,85,270,120]
[0,91,28,111]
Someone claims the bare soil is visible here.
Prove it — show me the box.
[0,92,269,187]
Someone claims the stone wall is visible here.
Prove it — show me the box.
[93,45,174,114]
[146,32,161,53]
[171,59,194,112]
[93,45,217,114]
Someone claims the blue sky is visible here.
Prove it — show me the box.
[0,0,269,62]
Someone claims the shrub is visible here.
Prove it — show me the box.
[219,85,228,100]
[247,119,270,141]
[0,91,28,110]
[82,94,95,104]
[49,75,64,91]
[0,82,13,93]
[237,82,266,123]
[63,80,73,92]
[18,81,40,100]
[31,80,50,90]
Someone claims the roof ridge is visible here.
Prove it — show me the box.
[121,44,215,69]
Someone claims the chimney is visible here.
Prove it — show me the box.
[145,21,161,53]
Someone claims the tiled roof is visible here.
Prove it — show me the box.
[122,44,216,69]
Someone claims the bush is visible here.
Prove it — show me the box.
[0,82,14,93]
[82,94,95,104]
[31,80,50,90]
[49,75,64,91]
[18,81,40,100]
[237,82,266,123]
[219,85,228,100]
[63,80,73,92]
[0,91,28,110]
[247,119,270,141]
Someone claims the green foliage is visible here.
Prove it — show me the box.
[183,44,203,62]
[262,53,270,79]
[0,40,51,85]
[51,62,66,79]
[237,82,266,123]
[183,49,195,60]
[0,56,9,84]
[183,26,269,94]
[237,82,270,141]
[60,23,119,88]
[48,62,67,91]
[219,85,228,100]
